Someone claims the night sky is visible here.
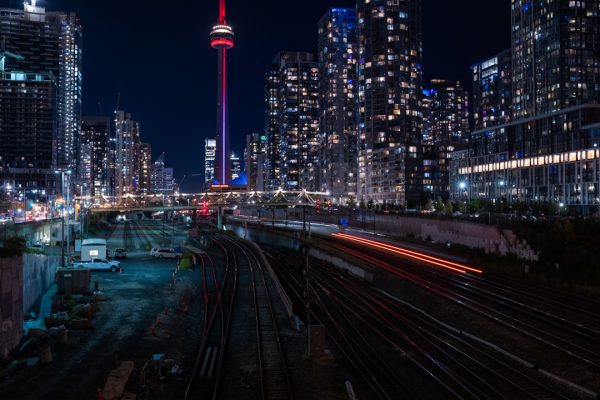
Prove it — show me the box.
[4,0,510,191]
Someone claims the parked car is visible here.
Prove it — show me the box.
[71,258,121,272]
[150,248,159,256]
[153,248,182,259]
[113,248,127,260]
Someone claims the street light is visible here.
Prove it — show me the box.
[459,181,470,204]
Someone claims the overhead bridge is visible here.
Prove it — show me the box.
[85,190,327,213]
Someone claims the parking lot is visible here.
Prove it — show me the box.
[0,221,203,400]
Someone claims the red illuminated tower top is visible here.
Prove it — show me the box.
[210,0,234,50]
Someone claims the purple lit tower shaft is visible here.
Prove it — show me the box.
[210,0,234,184]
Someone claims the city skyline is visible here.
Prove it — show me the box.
[31,0,510,192]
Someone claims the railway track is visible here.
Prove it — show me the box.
[264,247,418,400]
[184,236,234,400]
[185,235,292,400]
[330,241,600,372]
[264,244,590,399]
[220,237,293,400]
[327,273,570,400]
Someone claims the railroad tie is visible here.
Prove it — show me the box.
[207,346,219,380]
[199,347,213,380]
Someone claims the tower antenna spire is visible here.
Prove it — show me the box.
[219,0,226,23]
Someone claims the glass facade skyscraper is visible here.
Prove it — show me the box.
[356,0,423,206]
[318,8,358,203]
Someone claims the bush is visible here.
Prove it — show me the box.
[0,237,26,258]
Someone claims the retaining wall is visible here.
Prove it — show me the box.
[237,208,538,261]
[360,216,538,261]
[0,256,23,360]
[22,254,60,314]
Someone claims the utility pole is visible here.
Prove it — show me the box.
[301,243,311,357]
[56,169,71,267]
[302,206,306,233]
[66,172,71,263]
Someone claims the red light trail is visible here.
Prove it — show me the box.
[331,233,482,274]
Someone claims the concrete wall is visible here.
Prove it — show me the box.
[1,219,61,245]
[0,256,23,360]
[237,208,538,261]
[22,254,60,314]
[356,215,538,261]
[227,224,373,282]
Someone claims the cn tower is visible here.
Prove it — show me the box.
[210,0,234,185]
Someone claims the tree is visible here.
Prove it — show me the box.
[425,198,434,212]
[434,197,444,212]
[359,199,367,210]
[445,200,454,214]
[347,196,357,209]
[0,237,26,258]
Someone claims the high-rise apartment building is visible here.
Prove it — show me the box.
[265,64,281,190]
[511,0,600,119]
[421,80,470,199]
[114,111,140,198]
[245,133,267,191]
[79,117,110,202]
[267,52,320,191]
[318,8,358,203]
[204,138,216,185]
[451,1,600,212]
[356,0,424,206]
[422,80,469,148]
[0,2,82,171]
[471,49,512,130]
[0,69,55,192]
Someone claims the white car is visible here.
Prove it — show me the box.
[153,248,182,259]
[72,258,121,272]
